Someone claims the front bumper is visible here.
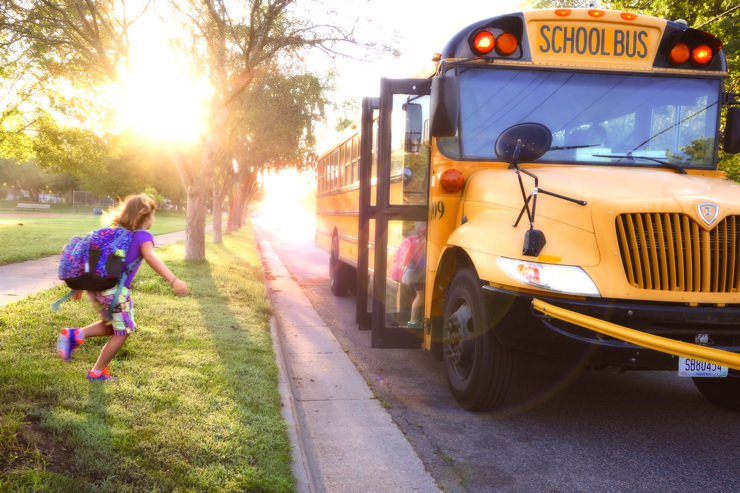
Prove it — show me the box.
[482,285,740,370]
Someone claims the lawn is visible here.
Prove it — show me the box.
[0,226,294,491]
[0,210,189,266]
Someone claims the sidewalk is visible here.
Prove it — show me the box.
[0,230,188,307]
[256,228,439,492]
[0,229,440,492]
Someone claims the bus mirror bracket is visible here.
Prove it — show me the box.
[724,106,740,154]
[430,74,459,137]
[494,123,587,257]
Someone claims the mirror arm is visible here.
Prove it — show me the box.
[538,189,588,206]
[513,166,587,228]
[513,164,535,227]
[513,187,533,227]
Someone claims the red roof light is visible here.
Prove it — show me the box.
[472,31,495,55]
[692,44,713,65]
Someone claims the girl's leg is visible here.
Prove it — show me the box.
[80,320,114,339]
[410,289,424,322]
[91,333,129,372]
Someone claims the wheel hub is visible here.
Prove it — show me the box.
[445,303,472,367]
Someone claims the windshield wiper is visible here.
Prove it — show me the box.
[592,153,688,174]
[549,144,601,151]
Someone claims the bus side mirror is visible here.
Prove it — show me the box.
[724,107,740,154]
[430,75,459,137]
[494,123,552,165]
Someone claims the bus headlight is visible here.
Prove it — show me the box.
[497,257,600,297]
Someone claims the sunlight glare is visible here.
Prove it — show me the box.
[116,14,207,143]
[256,168,316,239]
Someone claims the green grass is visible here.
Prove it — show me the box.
[0,212,187,265]
[0,226,294,492]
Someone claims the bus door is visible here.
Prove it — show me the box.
[356,96,378,330]
[369,77,431,348]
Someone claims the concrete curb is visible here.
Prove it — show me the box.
[255,227,440,493]
[271,316,315,492]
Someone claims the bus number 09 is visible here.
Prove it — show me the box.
[430,200,445,220]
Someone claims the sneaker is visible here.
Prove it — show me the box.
[407,320,423,329]
[86,367,117,382]
[57,328,83,361]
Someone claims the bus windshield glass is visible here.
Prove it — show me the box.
[456,68,721,168]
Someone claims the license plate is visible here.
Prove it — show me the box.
[678,357,728,378]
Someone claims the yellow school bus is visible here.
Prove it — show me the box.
[316,8,740,411]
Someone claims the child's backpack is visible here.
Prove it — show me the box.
[391,236,418,281]
[52,227,141,316]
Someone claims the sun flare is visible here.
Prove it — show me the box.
[114,14,207,142]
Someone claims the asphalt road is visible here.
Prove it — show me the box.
[255,209,740,493]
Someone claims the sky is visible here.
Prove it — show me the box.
[113,0,530,144]
[322,0,527,96]
[310,0,528,143]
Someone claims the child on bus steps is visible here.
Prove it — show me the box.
[402,222,427,328]
[56,193,189,381]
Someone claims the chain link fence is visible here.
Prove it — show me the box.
[72,191,114,215]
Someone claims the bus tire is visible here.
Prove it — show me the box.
[692,370,740,412]
[443,268,514,411]
[330,233,352,296]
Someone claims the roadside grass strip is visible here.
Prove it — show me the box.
[0,227,294,492]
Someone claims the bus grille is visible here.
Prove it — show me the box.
[615,213,740,292]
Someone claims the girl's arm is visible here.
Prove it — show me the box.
[140,241,189,295]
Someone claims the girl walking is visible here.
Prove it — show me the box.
[57,193,188,380]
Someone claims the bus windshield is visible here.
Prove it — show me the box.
[455,68,721,168]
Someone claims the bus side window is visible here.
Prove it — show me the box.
[404,103,422,153]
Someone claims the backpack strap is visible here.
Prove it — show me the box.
[51,289,81,311]
[106,255,142,320]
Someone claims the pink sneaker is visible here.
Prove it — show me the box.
[57,328,83,361]
[86,367,117,382]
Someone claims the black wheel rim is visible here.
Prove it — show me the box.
[445,299,475,381]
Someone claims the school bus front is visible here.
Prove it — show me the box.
[421,9,740,411]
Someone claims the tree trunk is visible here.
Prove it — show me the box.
[185,181,208,260]
[171,139,216,262]
[226,184,236,235]
[212,183,224,244]
[234,178,251,229]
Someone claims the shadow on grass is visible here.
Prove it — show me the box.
[191,257,276,404]
[185,237,292,490]
[78,383,116,485]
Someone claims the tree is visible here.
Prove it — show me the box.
[0,157,78,200]
[0,0,384,261]
[0,1,149,164]
[211,69,329,243]
[333,95,359,132]
[161,0,374,259]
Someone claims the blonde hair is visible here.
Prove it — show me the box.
[105,194,157,230]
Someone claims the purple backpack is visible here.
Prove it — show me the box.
[59,227,134,290]
[53,227,141,314]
